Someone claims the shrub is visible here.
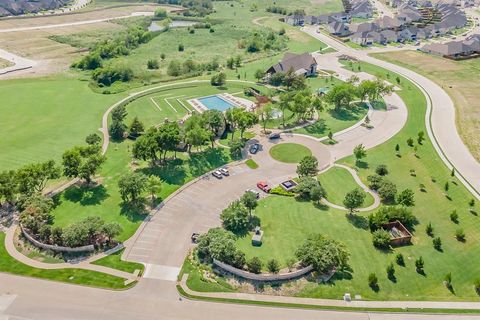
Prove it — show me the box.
[267,259,280,274]
[197,228,244,266]
[455,229,465,241]
[444,272,452,288]
[294,177,325,201]
[372,229,391,249]
[368,206,417,231]
[270,186,295,197]
[147,59,159,69]
[377,180,397,202]
[210,72,227,86]
[286,258,296,272]
[375,164,389,176]
[425,222,434,237]
[386,263,395,280]
[92,65,133,86]
[220,200,249,234]
[368,273,378,289]
[178,44,184,51]
[415,256,424,273]
[367,174,383,190]
[407,137,414,147]
[247,257,263,274]
[395,253,405,266]
[397,189,415,207]
[474,279,480,294]
[433,237,442,251]
[450,210,459,223]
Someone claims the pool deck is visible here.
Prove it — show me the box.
[187,93,256,113]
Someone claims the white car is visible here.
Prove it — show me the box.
[212,170,223,179]
[246,189,260,199]
[219,168,229,176]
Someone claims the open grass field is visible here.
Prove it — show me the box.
[0,76,122,170]
[92,249,144,275]
[269,143,312,163]
[372,50,480,162]
[230,62,480,301]
[318,166,374,208]
[0,233,132,289]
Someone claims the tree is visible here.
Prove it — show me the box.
[310,186,325,204]
[377,180,397,202]
[296,155,319,177]
[267,259,280,274]
[146,175,162,206]
[102,222,123,243]
[426,222,434,237]
[372,229,391,249]
[210,72,227,86]
[160,53,166,60]
[450,210,459,223]
[278,92,292,128]
[226,57,235,69]
[367,174,383,190]
[415,256,424,273]
[129,116,145,136]
[324,82,356,111]
[62,146,105,184]
[85,133,101,146]
[157,122,181,159]
[185,125,209,152]
[236,110,258,138]
[433,237,442,251]
[397,189,415,207]
[154,8,168,19]
[228,139,244,159]
[455,228,465,241]
[295,234,349,274]
[147,59,159,69]
[118,172,147,203]
[202,109,224,148]
[132,128,160,162]
[386,263,395,281]
[395,253,405,266]
[247,257,263,274]
[444,272,452,289]
[343,188,366,214]
[0,170,18,204]
[368,273,378,290]
[254,69,265,82]
[16,160,61,195]
[417,131,425,145]
[257,104,273,133]
[375,164,388,176]
[109,119,127,140]
[295,176,325,201]
[220,200,250,233]
[197,228,243,266]
[353,144,367,164]
[178,44,184,51]
[112,105,127,123]
[167,60,182,76]
[241,191,258,219]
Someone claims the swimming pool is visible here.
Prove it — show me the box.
[197,95,233,111]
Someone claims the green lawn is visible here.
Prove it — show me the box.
[0,233,132,289]
[92,249,145,275]
[0,76,123,170]
[318,166,374,208]
[179,256,234,293]
[269,143,312,163]
[293,103,369,138]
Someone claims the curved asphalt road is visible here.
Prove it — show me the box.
[302,26,480,200]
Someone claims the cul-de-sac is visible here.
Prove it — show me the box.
[1,0,480,319]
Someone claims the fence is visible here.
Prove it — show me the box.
[213,259,313,282]
[21,226,95,253]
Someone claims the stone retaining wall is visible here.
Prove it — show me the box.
[21,226,95,253]
[213,259,313,282]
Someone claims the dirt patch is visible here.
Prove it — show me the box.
[0,57,13,68]
[374,50,480,161]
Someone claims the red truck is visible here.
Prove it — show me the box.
[256,181,271,193]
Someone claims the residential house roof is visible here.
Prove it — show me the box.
[267,52,317,74]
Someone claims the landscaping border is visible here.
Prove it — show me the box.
[20,226,94,253]
[213,259,313,282]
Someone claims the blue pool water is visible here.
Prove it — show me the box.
[198,95,233,111]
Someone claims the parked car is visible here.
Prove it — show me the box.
[257,181,271,193]
[249,143,260,154]
[212,170,223,179]
[246,189,260,199]
[220,168,229,176]
[268,133,281,140]
[191,233,200,243]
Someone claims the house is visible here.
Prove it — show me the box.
[351,31,374,46]
[381,29,400,42]
[327,21,351,36]
[266,52,318,77]
[375,16,404,30]
[416,28,432,39]
[350,0,373,18]
[304,15,319,25]
[318,12,351,24]
[349,22,379,33]
[421,35,480,58]
[399,26,418,41]
[285,14,305,26]
[369,31,387,44]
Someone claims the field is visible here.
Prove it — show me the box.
[269,143,312,163]
[0,76,122,170]
[92,249,145,274]
[318,166,374,208]
[372,50,480,162]
[0,233,132,289]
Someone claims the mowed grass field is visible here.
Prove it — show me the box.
[0,77,122,170]
[234,62,480,301]
[318,166,374,208]
[372,50,480,162]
